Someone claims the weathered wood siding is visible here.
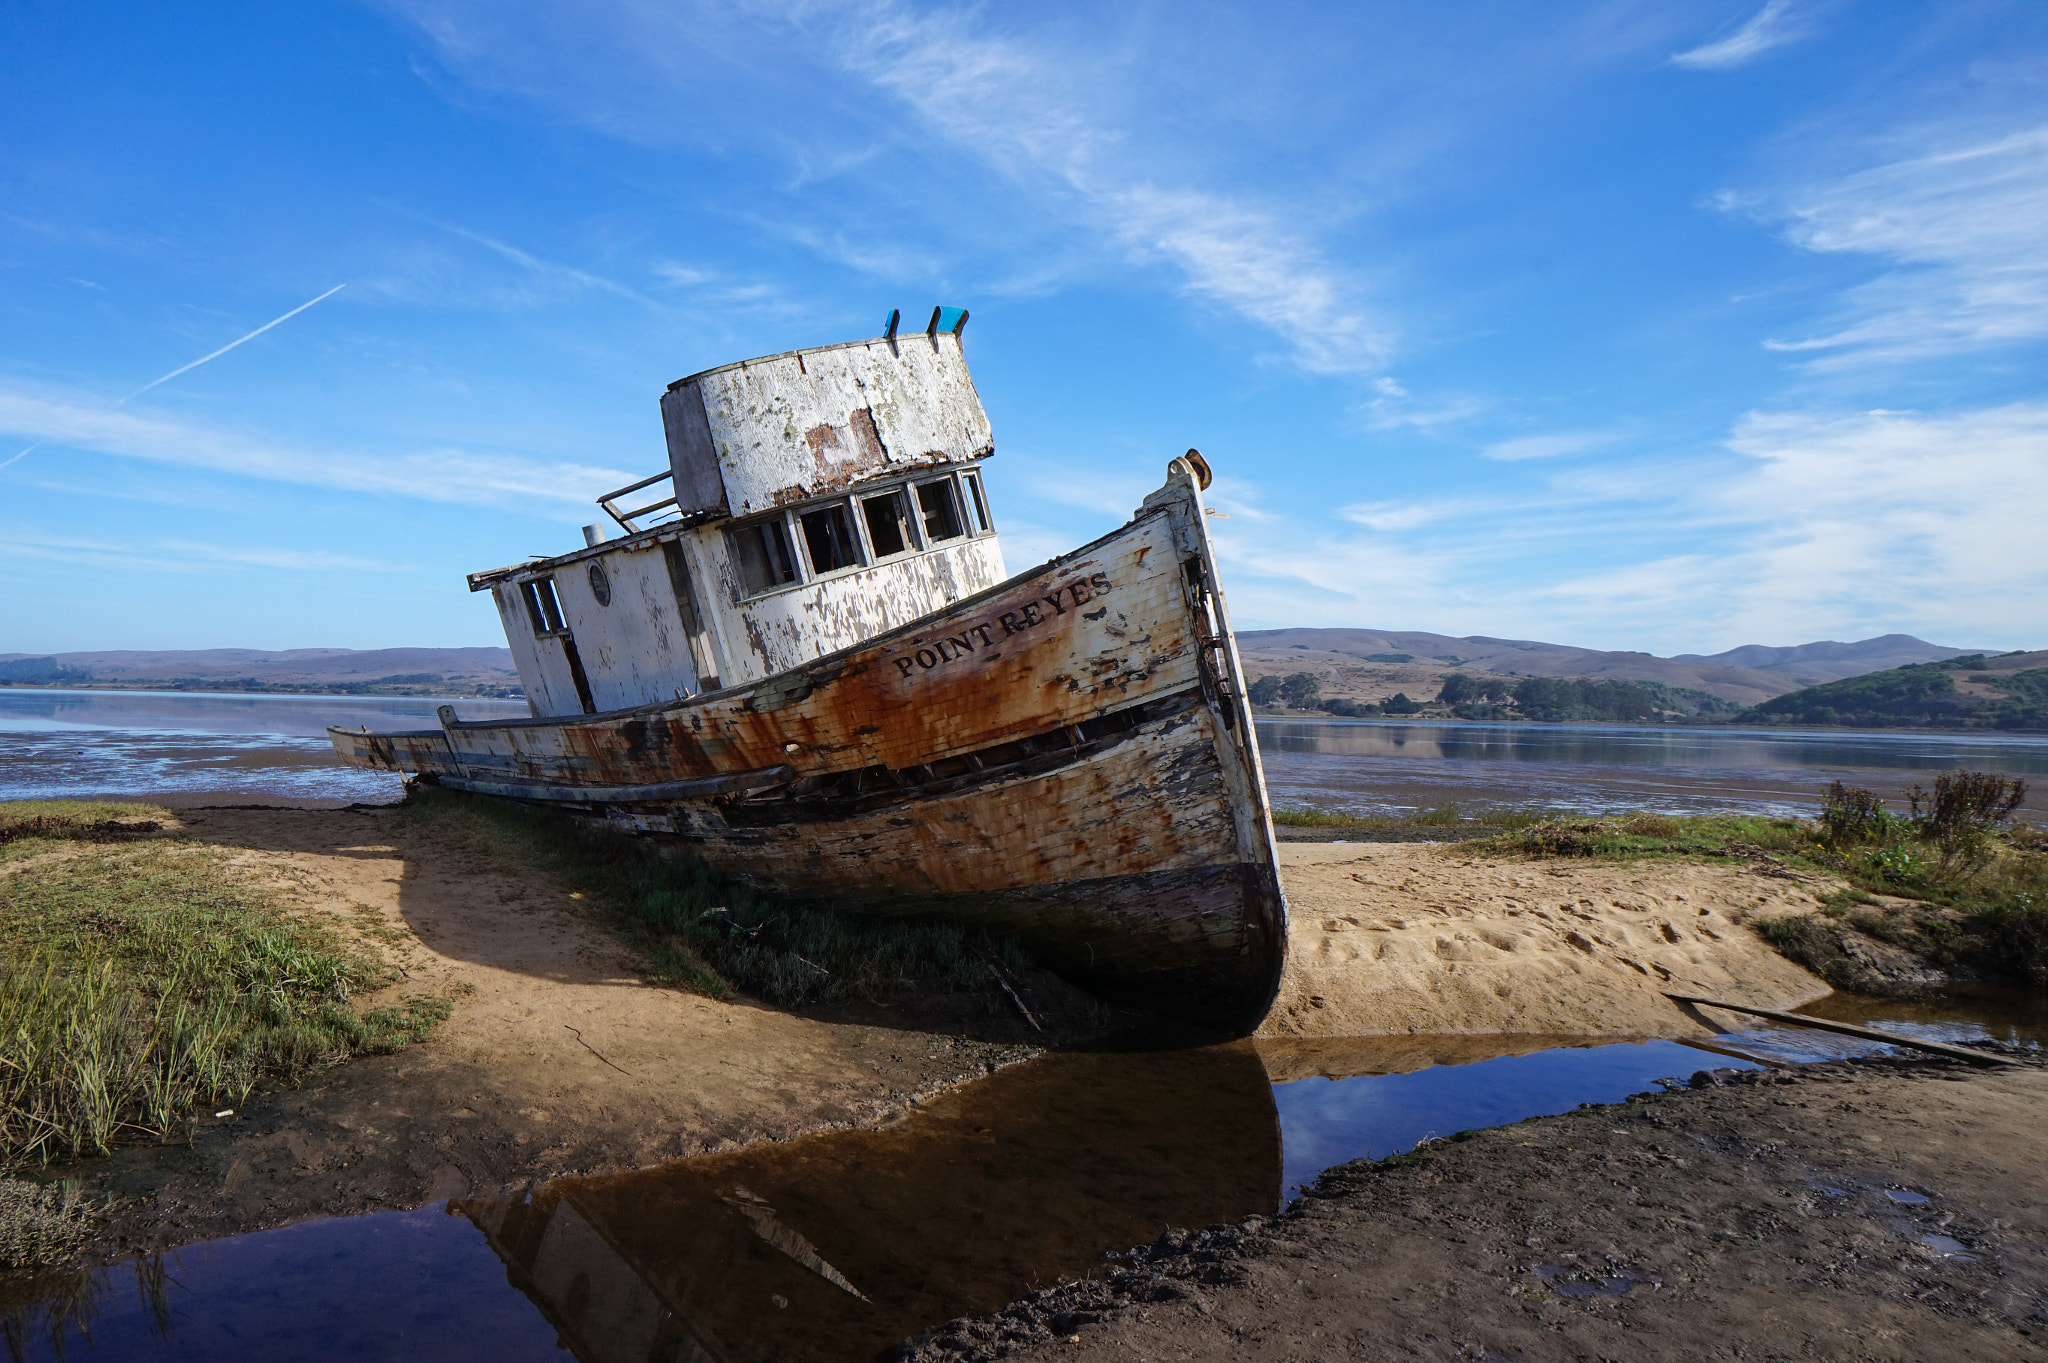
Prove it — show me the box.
[660,332,992,518]
[701,536,1008,686]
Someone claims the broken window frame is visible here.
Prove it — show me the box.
[960,470,994,536]
[797,499,867,579]
[726,512,803,600]
[858,487,919,562]
[914,475,967,545]
[519,576,569,636]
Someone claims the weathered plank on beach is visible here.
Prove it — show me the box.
[1665,993,2020,1066]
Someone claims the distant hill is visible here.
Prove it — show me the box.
[1741,650,2048,730]
[0,647,520,697]
[1675,634,1981,687]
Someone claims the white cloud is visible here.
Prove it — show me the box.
[1671,1,1809,71]
[0,384,637,510]
[1480,431,1612,461]
[0,530,406,576]
[1549,403,2048,646]
[1737,125,2048,365]
[1356,376,1484,432]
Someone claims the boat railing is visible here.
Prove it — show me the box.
[598,470,680,533]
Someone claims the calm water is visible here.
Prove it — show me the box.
[5,689,2044,819]
[1258,718,2048,821]
[0,689,530,804]
[11,1006,2033,1363]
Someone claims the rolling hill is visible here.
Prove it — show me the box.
[1234,629,1985,708]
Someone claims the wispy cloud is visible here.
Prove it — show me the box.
[1671,1,1809,71]
[1547,402,2048,646]
[0,530,406,575]
[1480,431,1613,461]
[837,5,1392,375]
[0,383,635,510]
[397,208,661,309]
[1356,377,1483,432]
[1729,125,2048,366]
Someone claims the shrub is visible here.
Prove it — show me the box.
[1818,781,1892,844]
[1381,692,1422,715]
[1909,770,2028,871]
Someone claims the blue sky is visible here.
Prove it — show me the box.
[4,1,2044,655]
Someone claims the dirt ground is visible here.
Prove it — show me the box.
[63,804,1051,1256]
[903,1053,2048,1362]
[1263,842,1833,1039]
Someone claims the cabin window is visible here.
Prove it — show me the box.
[799,502,864,575]
[915,476,965,543]
[962,471,992,534]
[728,515,799,597]
[860,489,915,559]
[520,577,567,635]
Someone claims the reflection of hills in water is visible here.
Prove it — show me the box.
[456,1039,1279,1363]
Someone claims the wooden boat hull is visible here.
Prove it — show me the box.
[330,459,1287,1026]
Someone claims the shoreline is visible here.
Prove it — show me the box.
[901,1049,2048,1362]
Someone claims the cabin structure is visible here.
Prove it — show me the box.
[470,318,1005,718]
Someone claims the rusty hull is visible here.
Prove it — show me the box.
[330,460,1286,1025]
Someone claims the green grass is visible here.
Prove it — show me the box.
[0,802,448,1173]
[396,784,1030,1010]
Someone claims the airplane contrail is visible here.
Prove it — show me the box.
[1,283,347,471]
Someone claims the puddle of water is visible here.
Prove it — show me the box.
[9,988,2033,1361]
[1920,1233,1974,1258]
[9,1040,1279,1363]
[1261,1036,1761,1200]
[0,1203,562,1362]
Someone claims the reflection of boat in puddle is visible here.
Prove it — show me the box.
[455,1038,1279,1363]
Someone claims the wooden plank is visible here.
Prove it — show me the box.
[1665,993,2020,1066]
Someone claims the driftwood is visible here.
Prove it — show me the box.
[1664,993,2019,1067]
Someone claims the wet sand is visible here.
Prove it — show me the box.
[904,1053,2048,1362]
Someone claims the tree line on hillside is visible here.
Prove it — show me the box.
[1740,655,2048,730]
[1246,670,1733,722]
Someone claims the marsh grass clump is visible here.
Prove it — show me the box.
[399,784,1031,1010]
[0,1180,93,1269]
[1818,781,1896,846]
[0,809,446,1172]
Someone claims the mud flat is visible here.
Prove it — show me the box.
[1262,842,1833,1039]
[903,1052,2048,1362]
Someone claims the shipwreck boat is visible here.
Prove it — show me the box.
[329,311,1287,1025]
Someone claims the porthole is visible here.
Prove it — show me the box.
[587,561,613,607]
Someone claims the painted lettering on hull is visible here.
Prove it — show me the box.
[892,572,1112,679]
